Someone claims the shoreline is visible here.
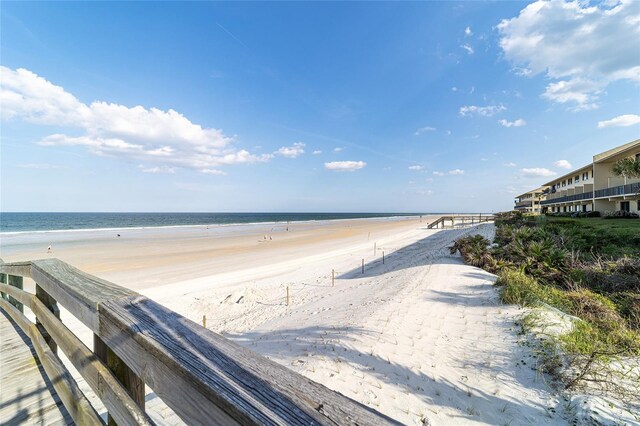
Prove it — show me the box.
[0,214,424,236]
[0,215,440,291]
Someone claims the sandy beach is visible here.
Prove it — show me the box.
[1,217,569,425]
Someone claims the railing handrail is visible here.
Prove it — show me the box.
[0,259,399,425]
[594,182,640,199]
[427,214,494,229]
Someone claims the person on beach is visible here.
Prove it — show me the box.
[47,245,51,253]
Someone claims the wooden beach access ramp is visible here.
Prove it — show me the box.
[427,214,495,229]
[0,258,400,425]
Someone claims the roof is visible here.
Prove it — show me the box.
[515,186,545,199]
[594,139,640,163]
[542,164,593,187]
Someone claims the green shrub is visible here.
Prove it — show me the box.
[496,268,544,306]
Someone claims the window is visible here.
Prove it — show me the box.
[620,201,630,212]
[562,180,566,187]
[575,175,580,183]
[568,178,572,185]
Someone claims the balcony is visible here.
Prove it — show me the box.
[540,191,593,206]
[594,182,640,199]
[515,201,533,209]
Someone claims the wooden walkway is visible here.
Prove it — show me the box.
[0,310,72,425]
[0,259,399,425]
[427,214,494,229]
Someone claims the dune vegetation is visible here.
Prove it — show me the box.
[450,212,640,396]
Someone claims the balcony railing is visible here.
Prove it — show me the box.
[594,182,640,199]
[540,191,593,206]
[515,201,533,208]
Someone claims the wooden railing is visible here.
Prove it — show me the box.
[427,214,494,229]
[0,258,399,425]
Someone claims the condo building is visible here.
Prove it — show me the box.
[542,164,594,213]
[516,139,640,215]
[514,187,546,214]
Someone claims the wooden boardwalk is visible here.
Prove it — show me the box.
[0,309,72,425]
[0,259,399,425]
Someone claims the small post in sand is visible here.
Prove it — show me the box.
[286,286,290,306]
[374,242,377,256]
[202,315,207,328]
[361,258,364,274]
[383,251,385,264]
[332,269,335,287]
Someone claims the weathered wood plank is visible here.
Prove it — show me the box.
[0,298,104,425]
[0,308,72,425]
[0,259,26,313]
[30,258,137,333]
[0,283,153,425]
[0,260,33,279]
[7,275,24,313]
[36,284,60,353]
[99,296,400,426]
[93,335,148,426]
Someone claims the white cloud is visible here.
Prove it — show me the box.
[0,66,273,173]
[597,114,640,128]
[275,142,305,158]
[521,167,556,177]
[451,87,458,92]
[414,126,436,135]
[504,162,517,167]
[448,169,465,175]
[433,171,445,176]
[554,159,572,169]
[460,44,474,55]
[542,78,600,111]
[324,161,366,172]
[498,0,640,111]
[312,150,322,155]
[408,165,424,171]
[498,118,526,127]
[200,168,228,176]
[465,26,473,36]
[139,165,176,174]
[17,163,60,170]
[334,147,343,152]
[459,104,506,117]
[513,67,533,77]
[416,189,434,196]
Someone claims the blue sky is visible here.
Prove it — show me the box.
[1,1,639,213]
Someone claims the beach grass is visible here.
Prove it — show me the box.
[452,212,640,394]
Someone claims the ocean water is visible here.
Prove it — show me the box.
[0,212,426,233]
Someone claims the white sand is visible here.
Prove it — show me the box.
[145,223,566,425]
[2,218,570,424]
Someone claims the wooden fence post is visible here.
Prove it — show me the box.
[0,273,24,313]
[361,259,364,274]
[382,251,385,264]
[332,269,335,287]
[202,315,207,328]
[94,335,145,425]
[286,287,290,306]
[36,284,60,353]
